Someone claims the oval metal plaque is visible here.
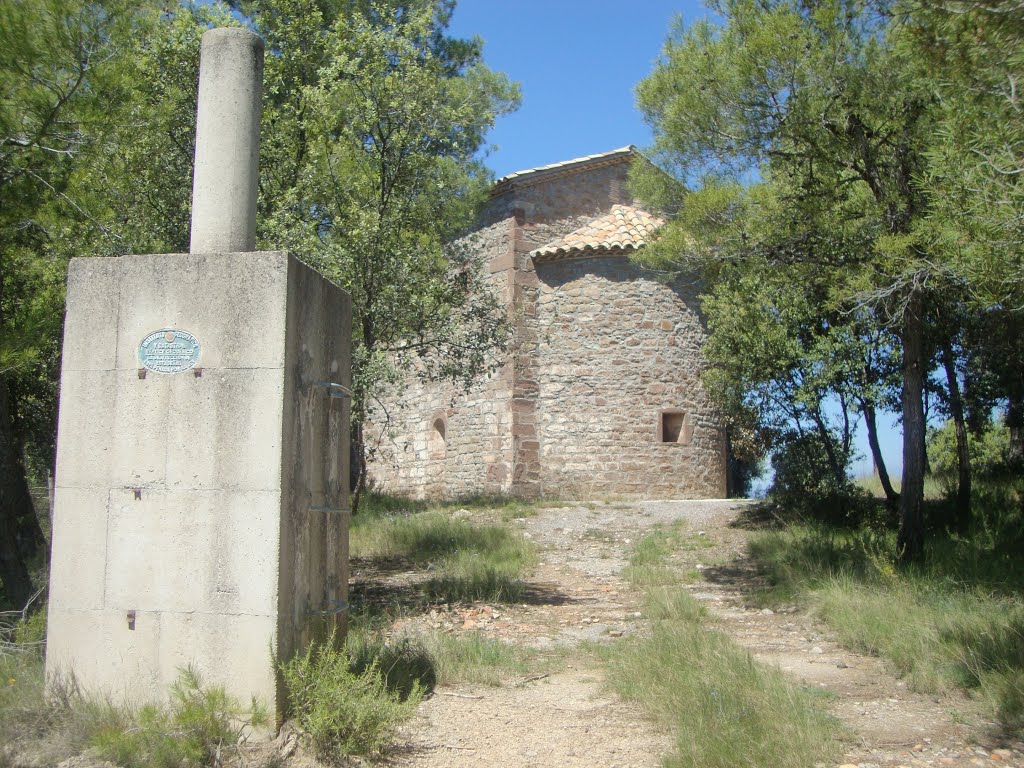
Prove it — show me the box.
[138,329,201,374]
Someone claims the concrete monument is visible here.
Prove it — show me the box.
[45,28,352,720]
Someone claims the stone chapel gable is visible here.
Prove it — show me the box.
[366,147,727,500]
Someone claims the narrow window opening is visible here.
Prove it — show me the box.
[659,409,693,445]
[662,412,684,442]
[428,414,447,459]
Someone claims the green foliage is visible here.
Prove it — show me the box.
[0,0,155,608]
[928,418,1013,488]
[91,666,267,768]
[251,1,520,486]
[633,0,914,501]
[907,1,1024,308]
[770,434,879,524]
[281,634,423,760]
[351,508,537,603]
[83,3,237,256]
[606,529,842,767]
[750,519,1024,733]
[9,606,46,650]
[632,0,971,555]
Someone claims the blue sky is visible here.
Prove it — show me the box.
[448,0,904,480]
[447,0,713,178]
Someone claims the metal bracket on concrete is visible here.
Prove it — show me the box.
[306,599,349,617]
[313,381,352,399]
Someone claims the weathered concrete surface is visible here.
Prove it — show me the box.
[47,251,350,719]
[190,28,263,254]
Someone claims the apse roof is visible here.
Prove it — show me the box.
[531,204,664,261]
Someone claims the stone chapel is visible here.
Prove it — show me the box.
[366,146,727,499]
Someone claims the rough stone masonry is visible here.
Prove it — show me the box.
[366,148,728,500]
[46,28,352,721]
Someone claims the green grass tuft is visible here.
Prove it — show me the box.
[621,523,711,588]
[281,633,423,760]
[420,632,535,687]
[750,520,1024,734]
[351,508,537,604]
[346,631,437,700]
[605,529,842,768]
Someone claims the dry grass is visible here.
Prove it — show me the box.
[604,526,843,768]
[750,516,1024,734]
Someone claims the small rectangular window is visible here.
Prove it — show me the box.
[659,409,693,445]
[662,412,685,442]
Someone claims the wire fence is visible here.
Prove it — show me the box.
[0,587,45,657]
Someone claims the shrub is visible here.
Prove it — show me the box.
[91,666,266,768]
[928,418,1013,492]
[281,634,423,760]
[769,433,875,525]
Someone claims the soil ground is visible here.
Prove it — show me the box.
[355,499,1024,768]
[30,499,1024,768]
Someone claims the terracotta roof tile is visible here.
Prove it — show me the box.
[531,204,664,261]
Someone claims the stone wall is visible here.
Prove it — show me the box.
[532,256,725,497]
[503,157,635,496]
[365,153,727,500]
[365,218,516,498]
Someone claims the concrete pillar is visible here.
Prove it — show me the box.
[189,28,264,254]
[47,24,353,722]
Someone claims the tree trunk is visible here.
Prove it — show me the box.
[350,420,367,517]
[940,342,971,530]
[862,399,899,505]
[809,407,845,488]
[1004,313,1024,464]
[0,380,36,609]
[1008,387,1024,466]
[897,290,927,564]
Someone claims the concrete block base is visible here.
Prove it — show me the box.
[46,251,351,719]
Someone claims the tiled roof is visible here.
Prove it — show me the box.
[491,146,636,197]
[531,204,664,261]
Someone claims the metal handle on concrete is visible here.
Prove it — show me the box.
[314,381,352,399]
[306,599,349,617]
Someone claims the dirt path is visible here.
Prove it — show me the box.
[672,504,1024,768]
[359,500,1023,768]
